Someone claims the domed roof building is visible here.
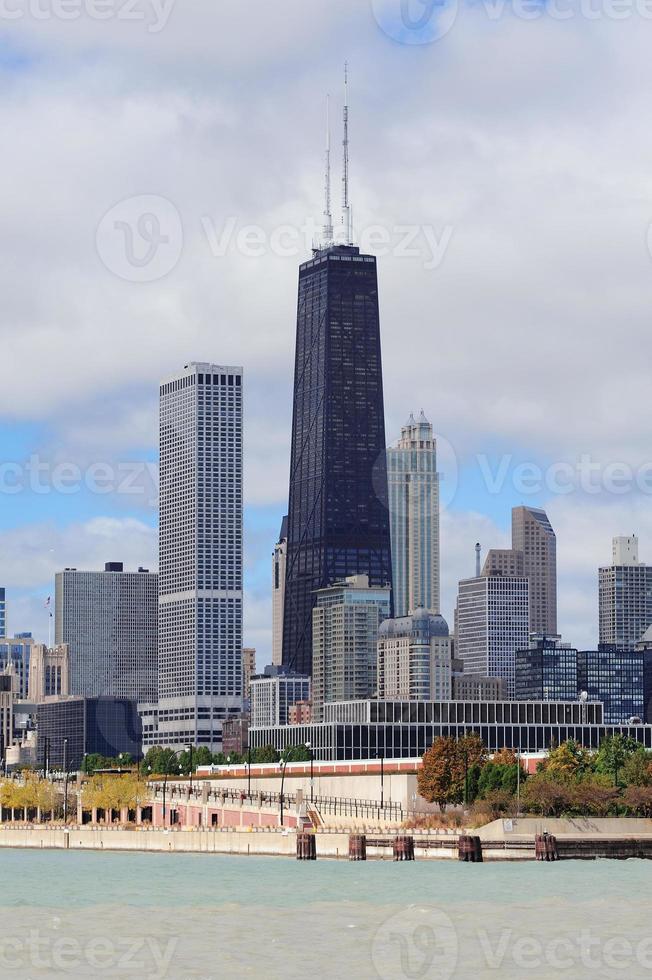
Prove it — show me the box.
[377,609,452,702]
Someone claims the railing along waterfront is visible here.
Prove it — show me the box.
[150,783,404,821]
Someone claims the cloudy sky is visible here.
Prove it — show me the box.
[2,0,652,663]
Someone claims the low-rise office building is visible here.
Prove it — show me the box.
[36,697,142,770]
[250,697,652,760]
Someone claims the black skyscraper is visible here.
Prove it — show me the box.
[282,243,393,675]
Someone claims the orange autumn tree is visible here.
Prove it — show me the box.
[418,735,487,810]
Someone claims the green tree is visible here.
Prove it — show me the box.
[622,748,652,787]
[595,735,639,787]
[252,745,280,764]
[281,744,311,763]
[143,747,182,777]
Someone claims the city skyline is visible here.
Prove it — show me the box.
[3,21,652,661]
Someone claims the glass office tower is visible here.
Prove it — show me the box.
[282,244,393,676]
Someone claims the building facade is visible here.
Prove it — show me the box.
[36,698,143,770]
[482,549,524,579]
[387,412,439,617]
[272,517,288,667]
[0,670,16,763]
[599,535,652,652]
[0,588,5,637]
[55,564,157,702]
[242,648,256,700]
[0,633,34,699]
[249,697,652,760]
[222,714,250,756]
[249,667,311,728]
[312,575,391,721]
[515,637,579,703]
[282,244,393,677]
[288,700,312,725]
[377,611,451,701]
[27,644,70,702]
[577,646,647,725]
[452,669,506,702]
[456,574,529,698]
[512,506,557,636]
[156,363,244,750]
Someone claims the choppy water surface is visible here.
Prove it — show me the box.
[2,851,652,979]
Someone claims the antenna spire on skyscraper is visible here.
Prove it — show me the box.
[342,62,352,245]
[323,94,333,246]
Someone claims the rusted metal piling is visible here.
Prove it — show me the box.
[348,834,367,861]
[296,832,317,860]
[393,835,415,861]
[458,835,483,862]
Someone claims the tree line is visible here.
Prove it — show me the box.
[418,734,652,820]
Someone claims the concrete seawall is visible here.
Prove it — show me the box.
[0,825,517,859]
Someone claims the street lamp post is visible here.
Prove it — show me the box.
[516,748,521,816]
[63,738,69,823]
[279,758,287,827]
[188,745,194,794]
[247,745,252,798]
[306,741,313,805]
[162,771,168,826]
[380,752,385,811]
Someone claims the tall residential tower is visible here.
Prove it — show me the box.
[599,535,652,651]
[387,412,440,616]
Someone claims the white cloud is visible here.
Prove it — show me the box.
[2,1,652,659]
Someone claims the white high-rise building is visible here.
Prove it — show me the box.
[272,517,288,667]
[55,564,157,701]
[456,574,529,698]
[600,535,652,652]
[613,535,639,566]
[250,666,310,728]
[387,412,440,617]
[156,362,244,750]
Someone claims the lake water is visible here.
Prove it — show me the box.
[2,850,652,979]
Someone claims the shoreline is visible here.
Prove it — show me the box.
[4,818,652,860]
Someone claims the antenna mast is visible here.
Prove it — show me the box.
[323,95,333,246]
[342,62,352,245]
